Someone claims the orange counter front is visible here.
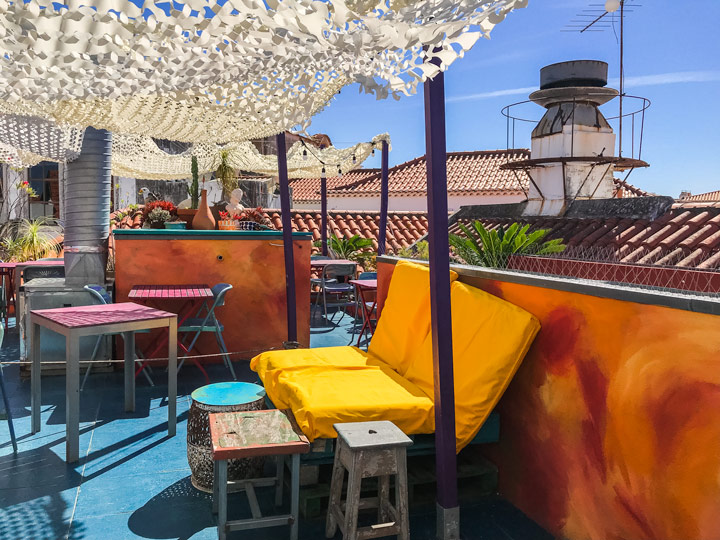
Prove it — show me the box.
[113,229,312,363]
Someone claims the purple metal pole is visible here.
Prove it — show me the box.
[321,172,328,256]
[424,59,459,538]
[378,140,390,256]
[276,133,297,342]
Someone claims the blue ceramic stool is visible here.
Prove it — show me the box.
[187,382,266,491]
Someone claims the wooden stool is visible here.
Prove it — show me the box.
[326,421,412,540]
[209,409,310,540]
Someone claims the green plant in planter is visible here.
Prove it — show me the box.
[0,217,62,261]
[397,240,429,261]
[215,149,237,201]
[325,234,374,261]
[449,221,566,269]
[187,155,200,210]
[147,208,172,227]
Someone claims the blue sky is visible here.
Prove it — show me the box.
[308,0,720,198]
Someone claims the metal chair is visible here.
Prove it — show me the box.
[314,263,356,322]
[0,325,17,455]
[177,283,236,380]
[80,285,154,390]
[349,271,378,344]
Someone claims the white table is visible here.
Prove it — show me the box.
[30,302,178,463]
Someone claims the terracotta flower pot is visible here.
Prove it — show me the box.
[192,189,216,230]
[218,219,238,231]
[177,208,197,227]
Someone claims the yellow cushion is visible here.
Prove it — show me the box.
[269,364,435,440]
[405,281,540,451]
[251,346,373,406]
[368,260,458,375]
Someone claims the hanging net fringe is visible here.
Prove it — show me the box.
[0,0,527,158]
[112,133,390,180]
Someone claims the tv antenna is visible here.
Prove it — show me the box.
[563,1,643,158]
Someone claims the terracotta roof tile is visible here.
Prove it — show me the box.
[264,209,428,254]
[678,190,720,202]
[450,201,720,269]
[329,149,531,197]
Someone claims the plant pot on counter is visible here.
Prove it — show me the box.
[177,208,197,227]
[218,219,238,231]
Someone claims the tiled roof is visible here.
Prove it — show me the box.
[266,209,428,253]
[449,201,720,269]
[329,149,531,197]
[678,190,720,202]
[289,169,380,203]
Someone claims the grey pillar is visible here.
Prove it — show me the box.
[64,127,112,286]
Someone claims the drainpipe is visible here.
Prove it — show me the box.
[276,132,297,342]
[64,127,112,287]
[424,56,459,539]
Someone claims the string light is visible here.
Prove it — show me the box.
[302,148,308,160]
[352,154,356,164]
[321,166,326,174]
[337,166,342,176]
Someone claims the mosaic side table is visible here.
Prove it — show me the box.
[187,381,266,491]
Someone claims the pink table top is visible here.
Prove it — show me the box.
[310,259,356,267]
[31,302,176,329]
[0,260,64,269]
[349,279,377,289]
[129,284,213,299]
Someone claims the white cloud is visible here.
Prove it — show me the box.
[447,70,720,103]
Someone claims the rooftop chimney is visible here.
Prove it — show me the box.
[501,60,647,216]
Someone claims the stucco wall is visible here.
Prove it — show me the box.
[377,258,720,540]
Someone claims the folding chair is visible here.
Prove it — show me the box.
[314,263,356,322]
[0,325,17,454]
[177,283,236,380]
[80,285,154,390]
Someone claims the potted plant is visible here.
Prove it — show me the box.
[147,208,172,229]
[178,155,200,226]
[217,211,238,230]
[236,207,273,230]
[216,149,237,202]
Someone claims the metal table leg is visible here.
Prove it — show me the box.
[167,318,177,436]
[290,453,300,540]
[30,321,41,434]
[218,459,228,540]
[66,333,80,463]
[275,454,285,507]
[123,331,135,413]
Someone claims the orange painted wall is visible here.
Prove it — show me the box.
[114,232,311,363]
[377,260,720,540]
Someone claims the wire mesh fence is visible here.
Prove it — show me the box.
[505,247,720,297]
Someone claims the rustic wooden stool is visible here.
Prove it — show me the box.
[326,421,412,540]
[209,409,310,540]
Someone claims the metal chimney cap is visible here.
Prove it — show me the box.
[540,60,609,90]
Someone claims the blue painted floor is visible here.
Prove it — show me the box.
[0,311,551,540]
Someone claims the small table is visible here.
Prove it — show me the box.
[129,284,213,379]
[30,302,178,463]
[309,259,355,268]
[349,279,378,346]
[210,409,310,540]
[188,382,267,492]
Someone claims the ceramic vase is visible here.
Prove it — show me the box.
[192,189,216,230]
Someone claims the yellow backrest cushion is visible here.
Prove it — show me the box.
[368,260,458,375]
[405,280,540,451]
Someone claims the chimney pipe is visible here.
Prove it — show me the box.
[63,127,112,286]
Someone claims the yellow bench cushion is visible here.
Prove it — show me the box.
[405,281,540,451]
[368,260,458,376]
[269,364,435,440]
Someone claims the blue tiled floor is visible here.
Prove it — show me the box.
[0,311,551,539]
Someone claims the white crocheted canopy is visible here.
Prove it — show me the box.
[112,133,390,179]
[0,0,527,167]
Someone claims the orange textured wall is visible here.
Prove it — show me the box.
[377,260,720,540]
[115,234,311,364]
